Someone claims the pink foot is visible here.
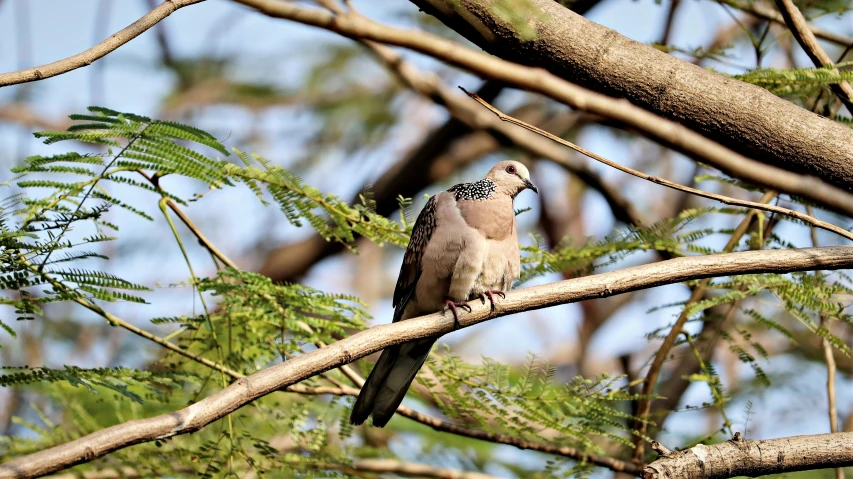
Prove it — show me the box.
[444,298,472,328]
[479,290,506,311]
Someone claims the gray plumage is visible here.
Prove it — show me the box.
[350,160,538,427]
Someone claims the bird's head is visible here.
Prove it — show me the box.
[486,160,538,197]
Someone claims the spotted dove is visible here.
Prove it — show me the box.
[350,160,538,427]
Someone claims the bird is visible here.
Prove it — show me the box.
[350,160,538,427]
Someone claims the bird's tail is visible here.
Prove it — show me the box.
[350,337,437,427]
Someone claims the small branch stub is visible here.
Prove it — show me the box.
[651,441,673,456]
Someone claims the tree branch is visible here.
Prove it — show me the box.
[404,0,853,196]
[3,246,853,478]
[719,0,853,48]
[0,0,205,88]
[231,0,853,218]
[643,432,853,478]
[463,91,852,242]
[774,0,853,114]
[46,459,503,479]
[365,41,645,225]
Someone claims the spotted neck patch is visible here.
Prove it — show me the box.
[448,179,496,201]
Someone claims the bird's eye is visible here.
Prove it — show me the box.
[505,165,516,174]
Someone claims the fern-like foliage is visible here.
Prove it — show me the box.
[421,349,646,455]
[735,65,853,98]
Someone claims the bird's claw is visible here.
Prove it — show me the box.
[444,299,471,329]
[479,290,506,312]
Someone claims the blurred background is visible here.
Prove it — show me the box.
[1,0,852,477]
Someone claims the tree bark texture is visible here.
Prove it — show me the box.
[644,433,853,478]
[410,0,853,192]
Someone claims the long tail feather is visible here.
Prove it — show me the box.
[350,346,398,425]
[370,338,436,427]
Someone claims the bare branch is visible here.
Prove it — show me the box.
[463,91,853,242]
[719,0,853,47]
[231,0,853,218]
[135,169,238,269]
[774,0,853,113]
[365,42,645,225]
[323,458,501,479]
[807,205,846,479]
[46,459,503,479]
[0,0,205,88]
[644,432,853,478]
[3,246,853,478]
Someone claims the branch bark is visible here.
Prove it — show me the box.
[774,0,853,113]
[721,0,853,48]
[644,432,853,478]
[3,246,853,478]
[232,0,853,218]
[0,0,205,88]
[407,0,853,194]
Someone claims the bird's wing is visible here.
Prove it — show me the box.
[392,194,438,323]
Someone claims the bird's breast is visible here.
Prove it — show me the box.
[456,197,516,240]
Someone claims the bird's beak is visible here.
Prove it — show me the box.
[523,178,538,194]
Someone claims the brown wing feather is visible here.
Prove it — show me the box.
[391,195,437,322]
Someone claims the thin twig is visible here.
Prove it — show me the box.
[361,41,645,226]
[774,0,853,114]
[45,459,503,479]
[807,204,845,479]
[0,0,206,87]
[718,0,853,48]
[462,88,853,243]
[136,169,238,269]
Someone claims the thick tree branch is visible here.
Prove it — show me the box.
[3,246,853,478]
[231,0,853,218]
[644,432,853,478]
[0,0,205,88]
[405,0,853,195]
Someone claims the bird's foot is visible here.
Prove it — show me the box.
[443,299,472,329]
[479,290,506,312]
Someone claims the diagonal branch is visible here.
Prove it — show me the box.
[3,245,853,478]
[0,0,206,88]
[463,90,852,242]
[774,0,853,114]
[720,0,853,48]
[365,42,645,225]
[231,0,853,218]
